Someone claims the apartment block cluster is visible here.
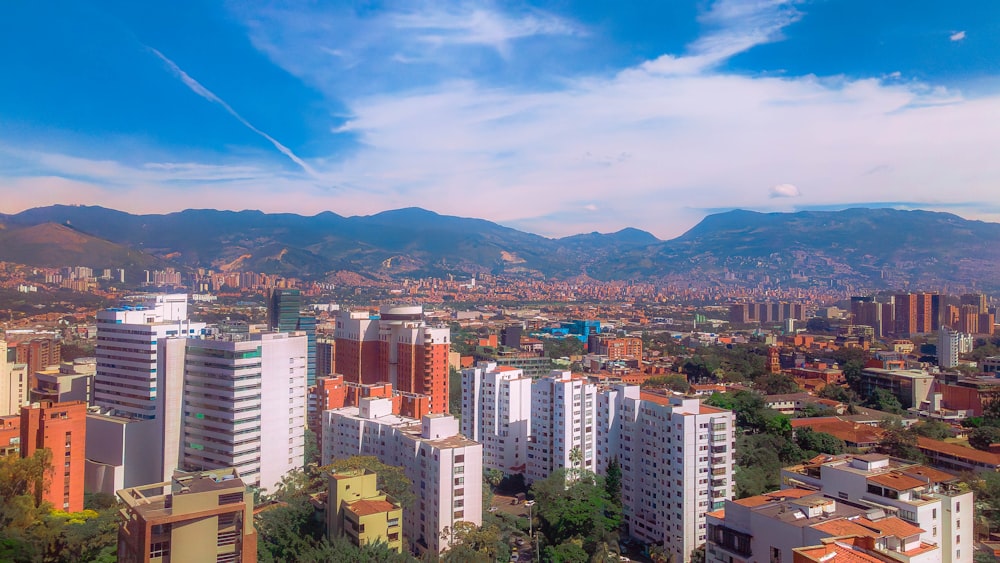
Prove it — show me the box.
[707,453,972,563]
[460,361,736,563]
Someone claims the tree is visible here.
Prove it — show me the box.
[877,418,924,462]
[912,420,953,440]
[604,457,622,504]
[969,426,1000,451]
[544,541,589,562]
[449,367,463,419]
[324,456,415,509]
[866,389,904,415]
[543,337,584,359]
[756,373,801,395]
[484,469,504,489]
[531,469,621,556]
[642,374,690,394]
[795,428,845,455]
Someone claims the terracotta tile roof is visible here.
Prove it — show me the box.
[347,499,399,517]
[733,494,773,507]
[916,437,1000,467]
[639,391,673,407]
[899,465,957,484]
[706,509,725,519]
[767,488,817,499]
[699,404,726,414]
[855,517,924,539]
[794,544,886,563]
[866,472,925,491]
[811,519,879,539]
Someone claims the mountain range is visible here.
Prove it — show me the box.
[2,205,999,291]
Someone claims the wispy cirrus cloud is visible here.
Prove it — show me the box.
[149,47,318,178]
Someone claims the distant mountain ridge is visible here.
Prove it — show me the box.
[2,205,999,291]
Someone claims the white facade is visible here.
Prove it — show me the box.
[939,327,960,369]
[94,295,205,419]
[84,412,162,495]
[321,400,483,555]
[780,454,974,563]
[182,332,307,492]
[460,362,532,473]
[0,341,29,416]
[527,370,597,482]
[598,385,736,563]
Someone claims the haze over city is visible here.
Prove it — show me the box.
[3,0,1000,238]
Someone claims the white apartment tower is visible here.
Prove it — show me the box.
[321,399,483,555]
[460,362,532,474]
[527,370,598,482]
[938,327,961,369]
[597,385,736,563]
[182,332,307,492]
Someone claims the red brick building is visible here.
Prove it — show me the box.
[20,400,87,512]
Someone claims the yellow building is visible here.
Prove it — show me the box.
[117,468,257,563]
[327,469,403,553]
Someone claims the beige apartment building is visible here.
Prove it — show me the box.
[327,469,404,553]
[117,468,257,563]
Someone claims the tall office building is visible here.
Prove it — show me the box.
[182,332,307,493]
[598,386,735,563]
[266,288,302,331]
[117,468,257,563]
[94,294,205,420]
[527,370,598,482]
[460,362,532,474]
[267,289,316,384]
[335,306,451,414]
[19,400,87,512]
[894,293,939,335]
[88,294,206,490]
[321,401,482,555]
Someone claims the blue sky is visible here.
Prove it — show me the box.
[2,0,999,238]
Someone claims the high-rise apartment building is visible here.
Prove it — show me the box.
[317,336,336,378]
[781,453,973,562]
[527,370,598,482]
[117,468,257,563]
[182,332,307,493]
[321,399,482,555]
[598,386,736,563]
[893,293,939,336]
[334,306,451,414]
[20,400,87,512]
[0,341,30,416]
[461,362,532,474]
[7,336,61,389]
[939,327,961,369]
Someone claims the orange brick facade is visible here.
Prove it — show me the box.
[20,401,87,512]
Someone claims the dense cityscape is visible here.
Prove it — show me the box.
[5,1,1000,562]
[3,255,1000,562]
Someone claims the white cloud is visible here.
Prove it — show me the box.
[583,204,599,212]
[390,6,580,56]
[149,48,319,178]
[769,183,801,198]
[950,30,966,42]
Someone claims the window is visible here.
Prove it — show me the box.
[150,542,170,558]
[770,547,781,563]
[932,508,937,519]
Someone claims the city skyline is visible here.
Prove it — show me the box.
[2,1,1000,238]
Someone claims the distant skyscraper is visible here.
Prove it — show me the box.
[267,288,302,332]
[267,289,316,384]
[939,327,961,369]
